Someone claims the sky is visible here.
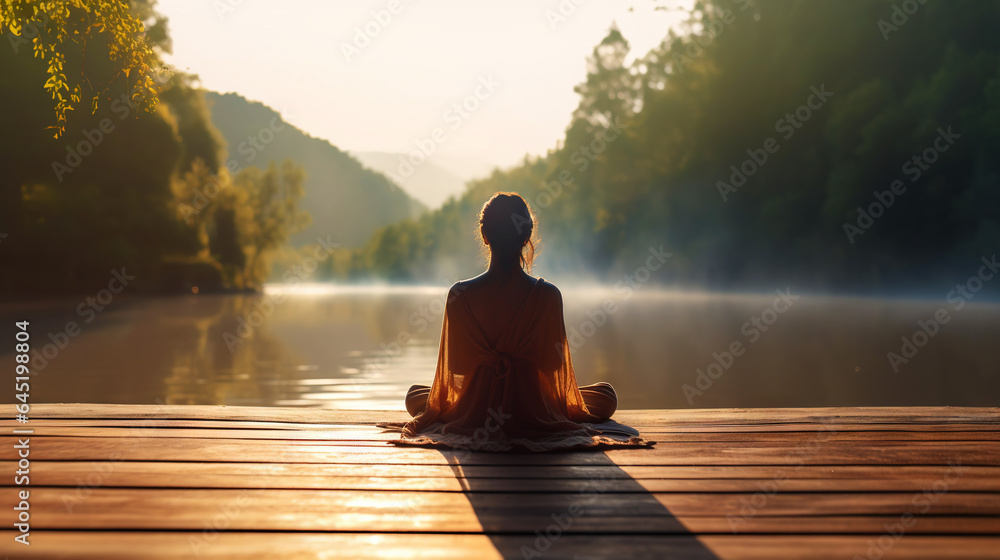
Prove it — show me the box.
[156,0,690,170]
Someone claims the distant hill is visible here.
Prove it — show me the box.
[352,151,497,209]
[203,92,424,247]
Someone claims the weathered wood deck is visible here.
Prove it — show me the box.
[1,404,998,559]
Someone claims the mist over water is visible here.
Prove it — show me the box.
[5,284,997,410]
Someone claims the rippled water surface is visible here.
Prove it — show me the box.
[4,284,998,410]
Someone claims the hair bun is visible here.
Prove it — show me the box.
[478,192,538,271]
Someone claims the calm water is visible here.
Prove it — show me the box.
[4,284,998,410]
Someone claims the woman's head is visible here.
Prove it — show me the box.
[478,192,538,271]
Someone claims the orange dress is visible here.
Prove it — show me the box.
[399,277,651,452]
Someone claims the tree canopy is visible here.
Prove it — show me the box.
[0,0,308,296]
[1,0,165,138]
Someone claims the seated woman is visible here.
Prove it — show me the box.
[398,192,650,452]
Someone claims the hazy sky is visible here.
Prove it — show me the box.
[157,0,689,169]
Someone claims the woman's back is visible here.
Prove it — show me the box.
[458,270,538,347]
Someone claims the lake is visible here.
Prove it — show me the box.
[5,284,998,411]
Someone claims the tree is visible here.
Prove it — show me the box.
[0,0,165,138]
[234,161,310,288]
[571,24,636,129]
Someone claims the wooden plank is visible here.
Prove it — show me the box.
[6,403,997,424]
[14,426,1000,442]
[631,422,1000,433]
[0,418,379,430]
[15,463,1000,492]
[4,532,998,560]
[17,426,399,441]
[624,431,1000,442]
[0,532,505,559]
[614,408,1000,425]
[6,417,999,433]
[18,507,1000,536]
[17,487,1000,530]
[696,535,1000,560]
[0,404,409,424]
[7,436,997,465]
[9,460,998,492]
[7,460,997,482]
[20,433,990,448]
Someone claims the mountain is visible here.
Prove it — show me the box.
[352,151,498,209]
[203,92,424,247]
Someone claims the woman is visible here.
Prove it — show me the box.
[398,192,650,451]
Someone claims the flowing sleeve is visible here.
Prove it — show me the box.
[403,283,488,435]
[526,282,598,424]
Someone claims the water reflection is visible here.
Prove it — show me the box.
[2,284,997,409]
[155,288,446,409]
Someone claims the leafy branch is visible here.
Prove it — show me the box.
[0,0,163,138]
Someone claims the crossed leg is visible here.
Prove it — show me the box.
[405,382,618,421]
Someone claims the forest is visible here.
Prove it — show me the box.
[0,0,311,296]
[2,0,999,297]
[329,0,1000,295]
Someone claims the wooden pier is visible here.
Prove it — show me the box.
[1,404,998,558]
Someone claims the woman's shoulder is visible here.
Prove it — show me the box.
[533,276,563,303]
[447,273,559,300]
[448,273,485,298]
[447,275,487,302]
[446,280,469,302]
